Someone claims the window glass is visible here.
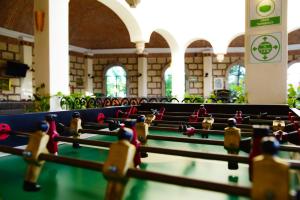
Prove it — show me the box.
[164,67,172,97]
[105,66,127,97]
[228,64,245,90]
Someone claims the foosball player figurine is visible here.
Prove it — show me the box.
[249,125,270,181]
[97,113,106,124]
[103,127,136,200]
[45,114,59,155]
[155,107,165,120]
[188,109,199,123]
[145,113,156,126]
[198,104,207,117]
[252,137,289,200]
[273,117,285,132]
[135,115,149,158]
[288,111,293,121]
[234,110,243,124]
[136,115,148,143]
[179,123,196,137]
[201,114,214,138]
[70,112,83,148]
[23,121,50,191]
[123,119,141,167]
[116,106,134,119]
[224,118,241,173]
[272,117,287,143]
[0,123,11,141]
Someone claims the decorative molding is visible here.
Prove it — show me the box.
[288,44,300,51]
[92,48,137,54]
[69,45,92,54]
[1,27,300,55]
[0,27,34,42]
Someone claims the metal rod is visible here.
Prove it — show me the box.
[149,126,253,137]
[127,169,251,197]
[39,153,104,171]
[140,146,249,163]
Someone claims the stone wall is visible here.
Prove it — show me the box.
[69,53,86,94]
[185,55,203,95]
[93,55,138,97]
[147,55,170,97]
[0,36,22,101]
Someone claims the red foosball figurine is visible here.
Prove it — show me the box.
[188,109,199,123]
[155,107,165,120]
[97,113,106,124]
[131,106,138,115]
[45,114,59,155]
[116,106,135,119]
[234,110,243,124]
[198,104,207,117]
[123,119,141,167]
[179,124,196,137]
[288,111,293,122]
[252,137,289,200]
[0,123,11,141]
[249,125,270,181]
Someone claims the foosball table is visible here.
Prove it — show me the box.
[0,103,299,200]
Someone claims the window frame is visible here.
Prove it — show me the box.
[103,64,129,97]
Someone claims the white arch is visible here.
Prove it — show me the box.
[225,33,245,52]
[288,27,300,34]
[98,0,145,43]
[183,37,213,51]
[147,28,180,52]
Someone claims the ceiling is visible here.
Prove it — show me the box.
[0,0,299,50]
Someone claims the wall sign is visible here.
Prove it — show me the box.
[250,32,281,63]
[250,0,281,27]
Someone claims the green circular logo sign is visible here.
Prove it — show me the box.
[256,0,275,17]
[251,35,280,62]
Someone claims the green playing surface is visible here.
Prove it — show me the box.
[0,129,298,200]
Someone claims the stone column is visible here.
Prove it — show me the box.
[84,55,93,96]
[245,0,287,104]
[136,42,148,97]
[34,0,69,111]
[137,54,148,97]
[20,41,33,100]
[203,52,213,98]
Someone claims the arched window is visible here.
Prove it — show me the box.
[105,66,127,97]
[164,67,172,97]
[227,64,246,90]
[288,62,300,87]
